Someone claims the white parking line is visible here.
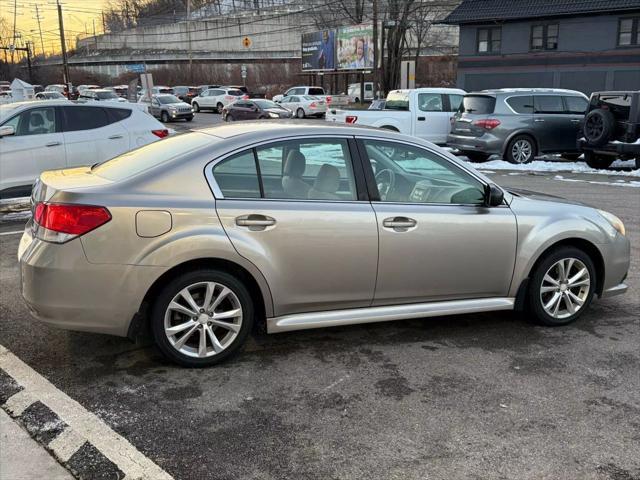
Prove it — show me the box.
[48,428,87,463]
[0,345,174,480]
[0,230,23,236]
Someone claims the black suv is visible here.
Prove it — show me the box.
[578,91,640,170]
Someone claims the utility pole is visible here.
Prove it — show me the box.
[372,0,378,99]
[11,0,17,63]
[57,0,71,86]
[186,0,193,83]
[26,42,33,83]
[35,5,46,57]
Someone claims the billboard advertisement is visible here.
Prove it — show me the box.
[336,24,374,70]
[301,30,336,71]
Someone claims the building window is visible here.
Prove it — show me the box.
[477,27,501,53]
[618,17,640,46]
[531,24,559,51]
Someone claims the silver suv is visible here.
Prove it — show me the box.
[448,89,588,164]
[18,123,629,367]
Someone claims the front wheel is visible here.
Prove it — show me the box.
[505,135,536,164]
[584,151,613,169]
[161,111,170,123]
[296,108,305,119]
[217,103,224,114]
[151,269,254,367]
[192,102,200,113]
[527,247,596,326]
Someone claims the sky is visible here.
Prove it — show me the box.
[0,0,108,56]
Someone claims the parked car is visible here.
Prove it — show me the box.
[0,100,169,197]
[279,95,327,118]
[197,85,222,94]
[139,87,174,100]
[173,86,200,104]
[348,82,375,103]
[273,86,331,104]
[447,88,588,164]
[106,85,129,98]
[578,91,640,170]
[223,99,292,121]
[79,89,128,103]
[327,88,465,145]
[18,122,629,367]
[139,94,194,122]
[77,84,100,93]
[369,99,386,110]
[191,87,247,114]
[45,84,66,95]
[35,91,67,100]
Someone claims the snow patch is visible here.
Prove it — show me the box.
[473,158,639,177]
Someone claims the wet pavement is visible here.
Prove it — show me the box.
[0,170,638,480]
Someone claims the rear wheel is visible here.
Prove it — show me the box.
[296,108,305,119]
[506,135,536,164]
[151,269,254,367]
[527,247,596,326]
[463,151,490,163]
[217,103,224,114]
[161,111,170,123]
[192,102,200,113]
[584,151,613,169]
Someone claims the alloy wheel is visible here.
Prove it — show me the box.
[511,139,532,163]
[164,282,243,358]
[297,108,305,119]
[540,258,591,320]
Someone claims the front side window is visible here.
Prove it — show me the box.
[534,95,564,114]
[10,107,57,136]
[531,24,559,51]
[361,139,485,205]
[618,17,640,46]
[417,93,443,112]
[477,27,501,53]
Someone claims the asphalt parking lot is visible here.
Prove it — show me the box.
[1,139,639,479]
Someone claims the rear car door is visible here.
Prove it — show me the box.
[533,95,574,152]
[413,92,451,144]
[211,136,378,316]
[357,137,517,304]
[563,95,589,150]
[0,106,65,191]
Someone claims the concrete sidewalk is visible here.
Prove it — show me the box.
[0,408,73,480]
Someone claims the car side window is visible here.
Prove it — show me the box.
[255,139,358,201]
[361,139,485,205]
[506,96,534,114]
[448,94,463,112]
[290,96,299,103]
[63,106,110,131]
[105,108,132,123]
[564,96,588,114]
[11,107,57,136]
[213,151,261,199]
[418,93,443,112]
[534,95,564,114]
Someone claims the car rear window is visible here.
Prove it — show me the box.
[227,90,243,96]
[92,132,216,181]
[460,95,496,114]
[308,88,325,96]
[105,108,132,122]
[385,91,410,110]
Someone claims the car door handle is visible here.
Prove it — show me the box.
[45,141,61,147]
[417,116,426,121]
[383,217,417,230]
[108,134,124,139]
[534,119,545,123]
[235,214,276,229]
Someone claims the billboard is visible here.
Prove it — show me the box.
[336,24,374,70]
[301,30,336,71]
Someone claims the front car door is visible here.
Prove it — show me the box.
[210,136,378,316]
[413,92,451,145]
[357,137,517,304]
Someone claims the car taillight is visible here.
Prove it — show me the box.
[326,96,332,104]
[473,119,501,130]
[34,203,111,243]
[152,129,169,138]
[346,115,358,124]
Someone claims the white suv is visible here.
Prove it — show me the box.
[191,87,247,114]
[0,100,169,197]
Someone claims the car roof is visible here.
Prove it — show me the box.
[390,88,466,94]
[478,88,584,95]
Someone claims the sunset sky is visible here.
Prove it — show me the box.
[0,0,108,56]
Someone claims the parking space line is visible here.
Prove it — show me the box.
[4,389,36,416]
[48,427,87,463]
[0,230,24,236]
[0,344,173,480]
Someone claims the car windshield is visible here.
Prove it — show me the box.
[96,92,118,99]
[157,95,182,104]
[254,100,281,109]
[460,95,496,114]
[385,91,410,110]
[92,132,216,180]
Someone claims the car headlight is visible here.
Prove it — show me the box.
[598,209,625,236]
[268,112,279,118]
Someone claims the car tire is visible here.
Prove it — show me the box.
[217,103,224,114]
[192,102,200,113]
[463,151,490,163]
[561,153,581,161]
[296,108,305,119]
[151,269,254,367]
[583,109,615,147]
[161,111,170,123]
[527,246,596,326]
[226,114,234,122]
[505,135,536,164]
[584,151,613,169]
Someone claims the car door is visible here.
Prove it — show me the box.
[0,106,65,191]
[357,137,517,304]
[150,98,162,117]
[412,92,451,145]
[563,95,589,151]
[533,95,574,152]
[287,96,301,114]
[211,137,378,316]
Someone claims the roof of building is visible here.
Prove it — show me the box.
[442,0,640,24]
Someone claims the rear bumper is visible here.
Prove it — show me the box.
[578,138,640,156]
[447,133,503,154]
[18,228,163,337]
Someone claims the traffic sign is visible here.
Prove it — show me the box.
[127,64,145,73]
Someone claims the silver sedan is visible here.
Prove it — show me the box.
[19,122,630,366]
[278,95,327,118]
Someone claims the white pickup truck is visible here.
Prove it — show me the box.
[273,86,331,104]
[326,88,466,145]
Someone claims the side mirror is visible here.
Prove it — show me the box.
[0,125,15,138]
[484,183,504,207]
